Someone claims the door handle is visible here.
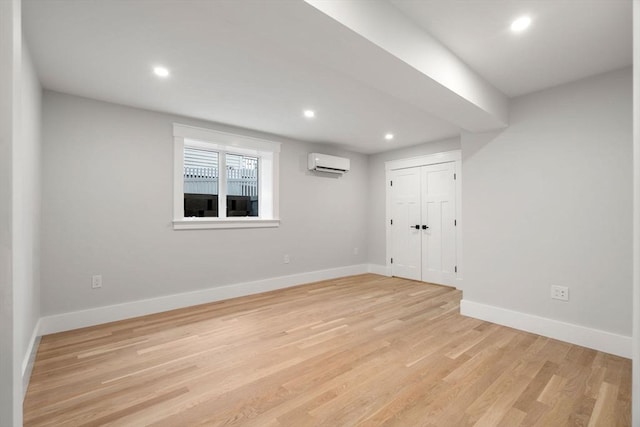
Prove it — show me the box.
[422,225,429,230]
[411,225,420,229]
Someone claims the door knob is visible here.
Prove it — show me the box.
[422,225,429,230]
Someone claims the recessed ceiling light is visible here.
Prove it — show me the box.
[510,16,531,32]
[385,133,394,140]
[303,110,315,118]
[153,66,170,78]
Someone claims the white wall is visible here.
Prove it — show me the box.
[461,68,633,338]
[367,137,461,267]
[632,0,639,422]
[0,0,21,423]
[1,0,42,424]
[41,91,368,317]
[15,42,41,393]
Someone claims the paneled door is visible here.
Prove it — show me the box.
[388,162,457,285]
[389,167,421,281]
[421,162,456,284]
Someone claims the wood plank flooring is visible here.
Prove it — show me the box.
[23,274,631,426]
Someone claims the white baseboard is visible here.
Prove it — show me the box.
[365,265,464,291]
[460,299,632,358]
[39,264,371,336]
[22,318,41,397]
[367,264,391,276]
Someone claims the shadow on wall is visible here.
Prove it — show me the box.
[461,130,505,161]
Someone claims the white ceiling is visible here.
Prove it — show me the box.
[23,0,632,154]
[390,0,633,97]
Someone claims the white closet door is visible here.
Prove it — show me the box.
[421,162,456,285]
[389,168,421,281]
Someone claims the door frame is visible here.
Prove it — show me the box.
[385,150,463,289]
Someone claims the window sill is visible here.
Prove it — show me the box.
[173,218,280,230]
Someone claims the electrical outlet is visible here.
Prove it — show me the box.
[551,285,569,301]
[283,254,290,264]
[92,275,102,289]
[353,247,359,255]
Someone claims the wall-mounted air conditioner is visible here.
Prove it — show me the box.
[308,153,350,174]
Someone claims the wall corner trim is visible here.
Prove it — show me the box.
[460,299,632,358]
[22,319,42,398]
[38,264,379,336]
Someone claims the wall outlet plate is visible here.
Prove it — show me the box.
[551,285,569,301]
[92,275,102,289]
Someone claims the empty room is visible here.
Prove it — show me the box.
[2,0,639,426]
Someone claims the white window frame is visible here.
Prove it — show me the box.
[173,123,280,230]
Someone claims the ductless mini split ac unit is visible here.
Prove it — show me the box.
[308,153,350,174]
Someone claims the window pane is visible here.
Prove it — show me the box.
[226,154,258,217]
[183,147,218,217]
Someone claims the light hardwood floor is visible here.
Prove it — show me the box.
[24,274,631,426]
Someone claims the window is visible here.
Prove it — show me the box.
[184,147,219,217]
[173,124,280,229]
[225,153,258,217]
